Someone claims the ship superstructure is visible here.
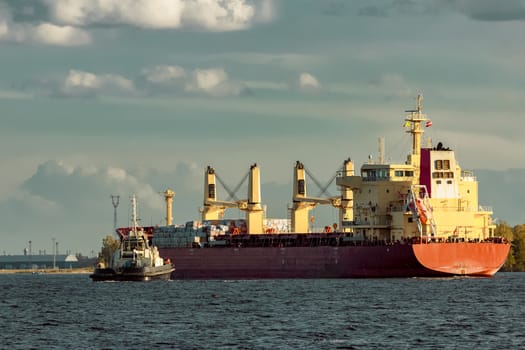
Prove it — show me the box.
[336,95,495,243]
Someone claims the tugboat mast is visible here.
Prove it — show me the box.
[131,194,138,237]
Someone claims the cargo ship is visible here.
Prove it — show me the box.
[118,95,510,278]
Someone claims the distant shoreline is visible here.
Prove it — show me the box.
[0,267,93,274]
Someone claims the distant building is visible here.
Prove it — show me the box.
[0,254,79,269]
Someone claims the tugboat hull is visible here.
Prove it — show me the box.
[90,264,175,282]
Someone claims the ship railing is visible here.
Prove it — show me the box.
[478,205,493,212]
[460,170,476,181]
[351,215,391,226]
[361,175,392,182]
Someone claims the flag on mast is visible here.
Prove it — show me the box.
[425,120,433,127]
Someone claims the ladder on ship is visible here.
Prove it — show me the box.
[410,185,437,242]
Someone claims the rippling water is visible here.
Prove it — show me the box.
[1,272,523,349]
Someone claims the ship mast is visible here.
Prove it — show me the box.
[405,94,428,180]
[406,94,427,156]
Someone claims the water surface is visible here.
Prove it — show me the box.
[1,273,523,349]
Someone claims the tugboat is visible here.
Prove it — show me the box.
[90,195,174,281]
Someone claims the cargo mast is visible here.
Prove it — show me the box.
[161,189,175,226]
[201,164,264,233]
[291,161,340,232]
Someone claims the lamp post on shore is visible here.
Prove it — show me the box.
[29,241,32,269]
[52,237,56,269]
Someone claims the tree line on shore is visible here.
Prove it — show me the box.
[496,222,525,272]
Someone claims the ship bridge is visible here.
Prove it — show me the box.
[359,163,415,182]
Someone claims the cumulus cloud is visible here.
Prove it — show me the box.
[0,4,91,46]
[140,65,243,97]
[23,160,163,213]
[139,65,188,95]
[1,0,275,48]
[25,65,250,98]
[60,69,135,97]
[141,65,187,85]
[298,72,321,91]
[43,0,271,31]
[30,22,91,46]
[186,68,242,96]
[0,159,205,254]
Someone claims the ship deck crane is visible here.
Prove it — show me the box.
[291,161,353,233]
[202,164,264,234]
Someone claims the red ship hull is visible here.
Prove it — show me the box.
[159,242,510,279]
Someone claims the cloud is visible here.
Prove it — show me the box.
[185,68,242,96]
[0,3,91,46]
[368,73,412,98]
[357,5,388,17]
[389,0,525,21]
[24,63,325,99]
[139,65,188,95]
[1,0,275,48]
[60,70,135,97]
[0,159,208,254]
[141,65,243,97]
[0,160,166,254]
[21,160,164,219]
[30,22,91,46]
[454,0,525,21]
[141,65,187,85]
[354,0,525,21]
[43,0,271,31]
[298,72,321,91]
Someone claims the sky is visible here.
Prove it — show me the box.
[1,0,525,256]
